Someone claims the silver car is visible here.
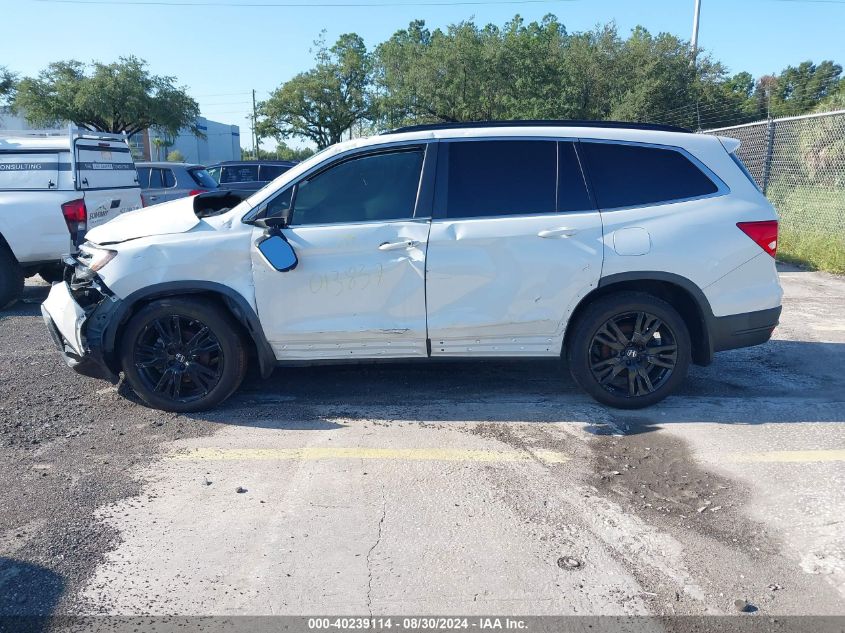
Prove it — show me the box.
[135,162,218,207]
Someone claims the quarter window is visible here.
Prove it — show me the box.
[291,149,424,225]
[581,142,719,209]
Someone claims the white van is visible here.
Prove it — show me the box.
[0,128,142,308]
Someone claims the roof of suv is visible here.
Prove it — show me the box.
[384,120,690,134]
[209,160,298,167]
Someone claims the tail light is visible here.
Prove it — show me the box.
[61,198,87,244]
[737,220,778,258]
[189,189,207,196]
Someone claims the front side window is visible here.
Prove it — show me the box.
[291,149,424,226]
[581,142,719,209]
[442,140,558,218]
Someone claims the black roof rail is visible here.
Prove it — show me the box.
[383,119,691,135]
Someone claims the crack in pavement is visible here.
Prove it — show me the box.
[366,484,387,616]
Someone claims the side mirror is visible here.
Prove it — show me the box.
[256,234,298,272]
[253,214,289,230]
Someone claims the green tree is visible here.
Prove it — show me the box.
[274,141,316,161]
[769,60,842,117]
[0,65,15,105]
[13,56,201,138]
[258,33,371,149]
[166,149,185,162]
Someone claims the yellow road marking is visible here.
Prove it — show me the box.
[722,449,845,464]
[168,447,570,464]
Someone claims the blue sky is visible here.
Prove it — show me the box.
[5,0,845,149]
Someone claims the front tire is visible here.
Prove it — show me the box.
[119,297,248,412]
[0,245,25,310]
[567,292,691,409]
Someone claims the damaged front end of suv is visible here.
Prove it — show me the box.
[41,248,124,383]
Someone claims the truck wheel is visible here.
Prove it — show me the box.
[119,297,248,412]
[0,245,25,310]
[567,292,691,409]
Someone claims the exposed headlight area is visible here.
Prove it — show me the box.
[77,244,118,273]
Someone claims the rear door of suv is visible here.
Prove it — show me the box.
[74,139,142,229]
[425,138,604,356]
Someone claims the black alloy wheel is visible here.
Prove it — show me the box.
[120,298,248,412]
[567,292,691,409]
[588,311,678,398]
[134,315,225,402]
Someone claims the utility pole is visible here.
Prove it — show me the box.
[691,0,702,62]
[252,89,258,159]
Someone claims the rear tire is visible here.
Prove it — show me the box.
[567,292,691,409]
[119,297,248,412]
[0,245,25,310]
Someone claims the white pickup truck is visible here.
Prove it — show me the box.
[0,128,142,307]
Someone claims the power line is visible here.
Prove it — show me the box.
[34,0,575,6]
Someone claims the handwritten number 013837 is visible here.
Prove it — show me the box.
[309,264,385,295]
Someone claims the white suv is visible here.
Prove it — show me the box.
[0,129,142,307]
[41,121,783,411]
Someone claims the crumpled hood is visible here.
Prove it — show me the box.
[84,196,201,245]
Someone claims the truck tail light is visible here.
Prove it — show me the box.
[61,198,87,244]
[189,189,207,196]
[737,220,778,258]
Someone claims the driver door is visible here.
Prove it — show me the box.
[251,144,433,360]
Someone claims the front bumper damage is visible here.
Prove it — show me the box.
[41,268,122,384]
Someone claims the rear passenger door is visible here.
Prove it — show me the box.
[426,139,604,357]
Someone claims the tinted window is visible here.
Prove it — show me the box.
[443,140,557,218]
[259,164,290,181]
[220,165,258,184]
[582,142,718,209]
[189,168,218,189]
[207,166,221,183]
[265,187,293,220]
[558,142,593,212]
[292,149,424,225]
[148,168,163,189]
[136,167,151,188]
[162,169,176,188]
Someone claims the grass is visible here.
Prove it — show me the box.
[777,228,845,274]
[767,183,845,274]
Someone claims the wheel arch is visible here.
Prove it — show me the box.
[564,271,716,366]
[103,281,276,378]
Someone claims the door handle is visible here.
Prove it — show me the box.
[538,227,578,239]
[379,240,420,251]
[149,195,159,201]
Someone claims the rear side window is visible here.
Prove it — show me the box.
[259,164,290,181]
[442,140,557,218]
[148,168,163,189]
[189,168,218,189]
[136,167,151,188]
[207,166,221,183]
[220,165,258,184]
[582,142,718,209]
[162,169,176,188]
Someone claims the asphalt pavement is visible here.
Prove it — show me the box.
[1,265,844,622]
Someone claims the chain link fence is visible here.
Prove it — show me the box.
[704,110,845,272]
